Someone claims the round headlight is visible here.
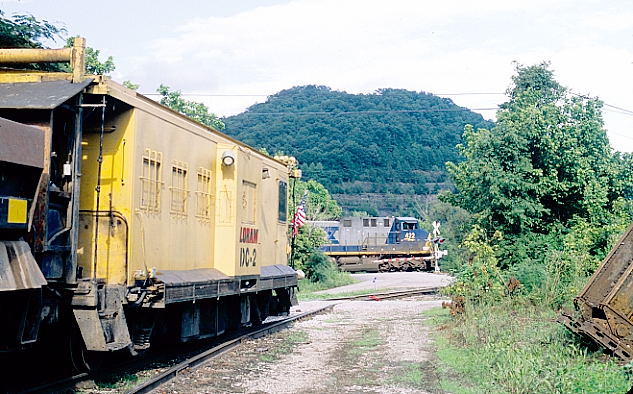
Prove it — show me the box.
[222,150,235,166]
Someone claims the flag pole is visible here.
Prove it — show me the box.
[290,188,308,269]
[290,230,297,269]
[289,178,298,269]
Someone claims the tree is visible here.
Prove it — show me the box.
[288,178,342,269]
[64,36,115,75]
[157,84,225,130]
[442,63,625,238]
[289,178,342,221]
[0,11,67,72]
[223,85,492,197]
[123,81,139,90]
[414,195,472,272]
[0,11,65,48]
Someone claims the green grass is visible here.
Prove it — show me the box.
[296,272,358,300]
[94,372,139,389]
[298,288,394,301]
[341,328,385,364]
[393,362,426,387]
[426,301,633,393]
[352,328,382,348]
[258,330,309,363]
[298,272,358,291]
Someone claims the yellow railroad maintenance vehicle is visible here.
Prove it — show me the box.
[0,38,297,369]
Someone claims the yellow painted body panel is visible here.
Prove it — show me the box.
[127,108,217,277]
[78,108,134,284]
[77,78,290,285]
[213,143,237,276]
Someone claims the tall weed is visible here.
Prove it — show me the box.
[443,225,505,301]
[431,301,633,393]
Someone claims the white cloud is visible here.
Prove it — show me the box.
[119,0,633,150]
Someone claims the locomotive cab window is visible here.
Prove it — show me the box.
[363,218,369,227]
[384,219,390,227]
[278,181,287,222]
[343,219,352,227]
[402,222,416,230]
[371,219,377,227]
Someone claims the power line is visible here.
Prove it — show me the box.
[603,103,633,116]
[569,91,633,116]
[234,107,499,116]
[143,93,269,97]
[436,92,506,96]
[141,91,507,98]
[142,89,633,119]
[604,108,633,117]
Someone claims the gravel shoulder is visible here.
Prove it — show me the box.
[159,272,451,394]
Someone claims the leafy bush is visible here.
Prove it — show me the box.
[303,252,337,283]
[444,225,505,302]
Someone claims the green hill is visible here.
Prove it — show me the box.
[223,86,493,214]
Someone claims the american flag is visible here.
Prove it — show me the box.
[292,192,307,237]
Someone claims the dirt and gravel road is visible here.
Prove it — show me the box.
[158,272,450,394]
[317,271,454,294]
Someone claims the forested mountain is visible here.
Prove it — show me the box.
[224,86,492,212]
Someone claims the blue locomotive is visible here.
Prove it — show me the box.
[309,217,440,272]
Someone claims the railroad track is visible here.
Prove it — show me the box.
[21,373,90,394]
[123,288,438,393]
[124,289,438,393]
[18,305,333,394]
[126,304,334,394]
[323,286,441,301]
[22,288,437,393]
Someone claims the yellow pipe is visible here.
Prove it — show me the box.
[0,37,86,83]
[0,48,73,63]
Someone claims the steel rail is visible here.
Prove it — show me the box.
[323,286,440,301]
[126,304,335,394]
[21,372,90,394]
[22,289,434,393]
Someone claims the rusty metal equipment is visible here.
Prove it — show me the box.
[560,223,633,361]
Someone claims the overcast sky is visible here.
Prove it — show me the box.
[2,0,633,151]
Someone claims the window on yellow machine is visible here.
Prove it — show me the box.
[196,168,212,219]
[140,149,162,212]
[278,181,287,223]
[242,180,257,224]
[170,161,188,215]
